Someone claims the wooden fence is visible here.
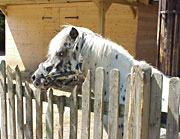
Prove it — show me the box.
[0,60,179,139]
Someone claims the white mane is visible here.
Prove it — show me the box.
[48,25,135,64]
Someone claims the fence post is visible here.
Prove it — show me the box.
[108,69,120,139]
[58,96,64,139]
[148,73,163,139]
[34,89,43,139]
[7,66,16,139]
[46,89,54,139]
[24,82,33,139]
[0,61,7,139]
[124,64,151,139]
[15,66,24,139]
[70,86,78,139]
[166,77,180,139]
[81,70,91,139]
[93,67,105,139]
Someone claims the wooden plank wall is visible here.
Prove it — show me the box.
[5,2,138,71]
[106,3,138,56]
[135,3,158,66]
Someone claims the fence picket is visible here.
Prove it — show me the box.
[108,69,120,139]
[24,82,33,138]
[70,86,78,139]
[1,62,180,139]
[46,89,54,139]
[126,65,151,139]
[7,66,16,139]
[0,61,7,139]
[166,77,180,139]
[34,89,43,139]
[58,96,64,139]
[15,66,24,139]
[93,67,105,139]
[81,70,91,139]
[123,74,131,139]
[149,73,163,139]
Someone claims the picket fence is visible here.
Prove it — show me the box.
[0,60,179,139]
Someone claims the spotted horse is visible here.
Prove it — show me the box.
[32,25,169,138]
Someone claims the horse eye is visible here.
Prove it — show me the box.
[57,52,63,57]
[46,66,53,72]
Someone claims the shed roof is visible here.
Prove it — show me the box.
[0,0,149,6]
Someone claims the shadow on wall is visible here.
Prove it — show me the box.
[5,5,49,71]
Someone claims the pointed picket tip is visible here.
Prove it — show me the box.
[15,65,20,72]
[1,60,5,65]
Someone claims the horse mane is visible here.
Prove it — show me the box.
[74,26,135,63]
[48,25,135,64]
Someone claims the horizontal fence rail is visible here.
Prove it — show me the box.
[0,60,180,139]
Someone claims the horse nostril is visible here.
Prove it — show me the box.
[44,80,48,86]
[32,75,36,81]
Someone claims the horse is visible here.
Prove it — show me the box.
[32,25,169,138]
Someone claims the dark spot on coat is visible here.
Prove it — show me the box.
[123,96,125,101]
[55,60,63,69]
[95,63,97,66]
[80,34,85,51]
[122,132,124,137]
[105,91,107,95]
[80,39,85,50]
[64,42,68,46]
[90,45,93,51]
[107,71,109,75]
[68,66,71,71]
[76,45,78,51]
[115,54,118,59]
[73,53,76,60]
[120,85,123,91]
[68,61,71,66]
[75,64,79,70]
[119,124,124,128]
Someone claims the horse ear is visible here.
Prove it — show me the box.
[70,27,79,40]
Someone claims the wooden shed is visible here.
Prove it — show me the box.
[0,0,158,71]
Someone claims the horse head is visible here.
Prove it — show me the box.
[32,26,86,90]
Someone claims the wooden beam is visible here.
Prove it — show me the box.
[0,6,7,17]
[0,0,149,6]
[0,0,92,5]
[112,0,138,6]
[94,0,112,36]
[98,3,106,36]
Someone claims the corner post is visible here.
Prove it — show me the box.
[93,0,112,36]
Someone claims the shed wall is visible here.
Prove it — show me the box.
[135,3,158,66]
[5,2,138,71]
